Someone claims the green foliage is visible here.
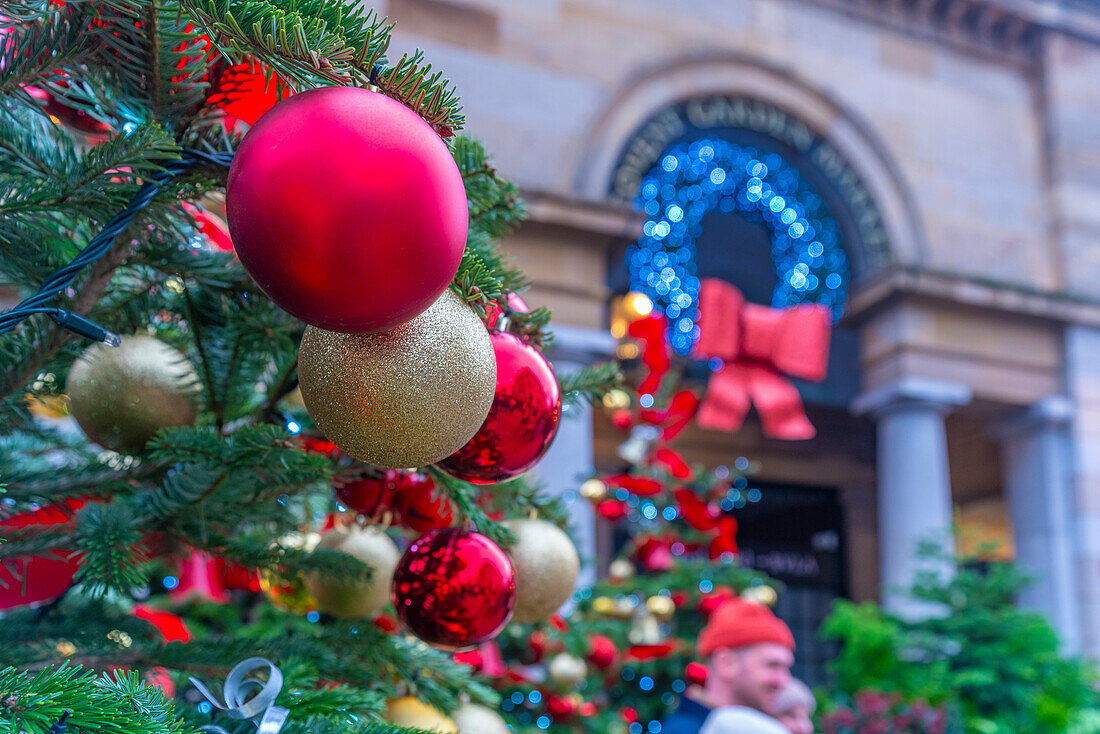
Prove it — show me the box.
[0,0,556,730]
[821,546,1099,734]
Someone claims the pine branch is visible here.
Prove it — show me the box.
[559,361,624,408]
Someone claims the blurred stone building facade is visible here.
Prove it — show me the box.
[380,0,1100,668]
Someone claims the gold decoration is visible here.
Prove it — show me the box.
[601,388,631,411]
[66,335,199,453]
[628,612,662,645]
[260,531,320,614]
[610,292,654,339]
[646,595,676,621]
[547,653,588,688]
[608,559,635,583]
[592,596,616,616]
[453,704,509,734]
[305,526,400,618]
[298,289,495,467]
[502,519,579,624]
[580,478,608,502]
[742,585,778,608]
[385,697,457,733]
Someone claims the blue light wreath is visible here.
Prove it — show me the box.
[629,138,850,354]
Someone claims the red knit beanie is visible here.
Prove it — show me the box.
[697,598,795,657]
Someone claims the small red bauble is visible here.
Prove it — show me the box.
[685,661,709,687]
[390,473,453,533]
[586,635,618,669]
[483,292,530,329]
[597,499,628,522]
[226,87,468,333]
[334,472,395,517]
[0,499,83,609]
[391,528,516,649]
[437,332,561,484]
[545,693,578,719]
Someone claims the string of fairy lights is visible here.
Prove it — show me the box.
[628,137,850,354]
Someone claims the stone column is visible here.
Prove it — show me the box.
[996,397,1081,653]
[1065,326,1100,657]
[853,377,971,616]
[530,323,616,587]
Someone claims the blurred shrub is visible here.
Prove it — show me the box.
[820,543,1098,734]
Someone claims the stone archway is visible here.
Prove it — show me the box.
[574,54,925,278]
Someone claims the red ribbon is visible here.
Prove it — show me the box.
[693,278,831,440]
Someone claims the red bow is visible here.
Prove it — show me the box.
[693,278,831,440]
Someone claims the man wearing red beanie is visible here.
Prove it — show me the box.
[661,598,795,734]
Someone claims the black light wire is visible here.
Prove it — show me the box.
[0,148,234,345]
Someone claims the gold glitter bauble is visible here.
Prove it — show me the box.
[580,478,608,502]
[453,704,509,734]
[502,519,579,624]
[608,559,635,582]
[298,290,495,467]
[385,697,457,733]
[66,335,199,453]
[548,653,588,688]
[305,526,399,618]
[742,585,778,608]
[646,595,676,620]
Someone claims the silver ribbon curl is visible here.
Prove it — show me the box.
[190,657,290,734]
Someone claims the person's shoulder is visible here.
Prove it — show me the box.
[700,706,789,734]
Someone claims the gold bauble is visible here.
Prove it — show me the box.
[601,388,631,411]
[66,335,199,453]
[646,595,676,621]
[385,697,457,733]
[548,653,588,688]
[259,569,316,614]
[305,526,400,618]
[580,478,608,502]
[260,531,321,614]
[608,559,635,583]
[298,290,495,468]
[592,596,616,616]
[453,704,509,734]
[742,585,778,608]
[502,519,579,624]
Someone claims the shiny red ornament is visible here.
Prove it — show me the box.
[586,635,618,669]
[0,499,84,609]
[172,551,228,603]
[597,499,628,522]
[391,528,516,649]
[685,661,709,687]
[621,707,639,724]
[334,472,394,517]
[227,87,468,333]
[611,409,634,431]
[545,694,578,719]
[483,292,530,329]
[437,332,561,484]
[208,61,289,127]
[133,605,192,643]
[390,473,454,533]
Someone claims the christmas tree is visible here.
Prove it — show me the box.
[0,2,619,732]
[468,310,780,734]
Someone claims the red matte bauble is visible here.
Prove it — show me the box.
[0,499,83,609]
[597,499,628,521]
[226,87,468,333]
[437,332,561,484]
[545,694,578,719]
[391,528,515,649]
